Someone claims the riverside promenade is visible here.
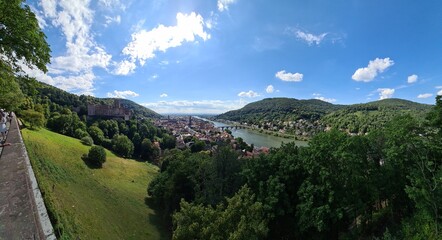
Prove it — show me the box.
[0,114,55,239]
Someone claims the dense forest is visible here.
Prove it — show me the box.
[149,96,442,239]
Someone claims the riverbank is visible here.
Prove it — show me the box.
[199,117,308,148]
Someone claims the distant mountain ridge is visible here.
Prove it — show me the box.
[215,97,433,137]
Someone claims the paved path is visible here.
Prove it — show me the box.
[0,114,55,239]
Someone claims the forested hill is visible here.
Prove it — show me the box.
[216,97,345,122]
[321,98,432,133]
[214,97,433,136]
[29,81,161,119]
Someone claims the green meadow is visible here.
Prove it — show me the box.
[22,128,168,239]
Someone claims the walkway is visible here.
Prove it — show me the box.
[0,114,55,239]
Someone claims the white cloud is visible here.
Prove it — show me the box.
[377,88,395,100]
[435,86,442,89]
[31,0,113,95]
[407,74,418,84]
[312,93,336,103]
[98,0,126,10]
[141,99,247,114]
[438,90,442,96]
[417,93,433,99]
[275,70,303,82]
[296,30,327,46]
[113,60,136,75]
[238,90,259,98]
[217,0,236,12]
[266,85,274,93]
[18,61,96,95]
[104,15,121,27]
[160,93,168,98]
[121,12,210,71]
[107,90,139,98]
[41,0,113,73]
[315,96,337,103]
[352,58,394,82]
[30,6,48,29]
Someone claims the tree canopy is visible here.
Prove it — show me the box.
[0,0,51,72]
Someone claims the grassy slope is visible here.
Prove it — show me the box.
[22,128,168,240]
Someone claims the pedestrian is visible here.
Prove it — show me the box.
[0,110,7,142]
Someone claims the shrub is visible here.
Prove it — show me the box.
[87,146,106,168]
[74,128,89,139]
[80,136,93,146]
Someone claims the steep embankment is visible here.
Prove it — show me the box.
[22,128,168,239]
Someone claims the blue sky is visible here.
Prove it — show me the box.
[25,0,442,114]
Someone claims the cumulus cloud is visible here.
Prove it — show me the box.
[27,0,114,95]
[118,12,210,74]
[40,0,112,73]
[275,70,303,82]
[407,74,418,84]
[417,93,433,99]
[141,99,247,114]
[352,58,394,82]
[160,93,168,98]
[107,90,139,98]
[238,90,260,98]
[113,60,136,75]
[377,88,395,100]
[218,0,236,12]
[266,85,274,93]
[295,30,327,46]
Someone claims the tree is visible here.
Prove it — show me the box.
[140,138,158,161]
[21,109,44,129]
[190,140,206,153]
[88,126,105,145]
[173,186,268,240]
[86,146,106,168]
[112,134,134,158]
[0,0,51,72]
[0,62,25,111]
[161,133,176,150]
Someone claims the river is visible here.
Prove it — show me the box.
[199,117,308,148]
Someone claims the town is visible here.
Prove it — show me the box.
[153,116,270,156]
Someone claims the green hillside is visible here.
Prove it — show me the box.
[22,128,168,239]
[214,97,433,137]
[321,98,432,134]
[216,97,344,122]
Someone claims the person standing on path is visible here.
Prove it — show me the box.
[0,110,7,142]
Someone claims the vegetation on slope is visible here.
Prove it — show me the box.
[215,97,433,137]
[23,128,168,239]
[321,98,432,134]
[216,98,343,123]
